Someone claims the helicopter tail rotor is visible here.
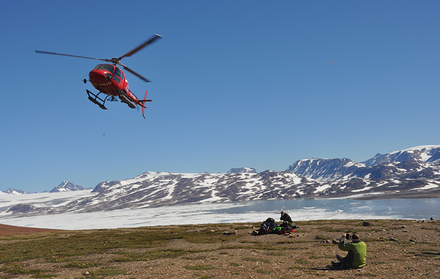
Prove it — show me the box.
[138,90,152,119]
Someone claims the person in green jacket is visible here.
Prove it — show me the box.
[333,233,367,269]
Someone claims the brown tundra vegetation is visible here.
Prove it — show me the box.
[0,219,439,278]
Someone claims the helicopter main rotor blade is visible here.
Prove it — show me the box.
[122,65,151,82]
[35,50,110,62]
[118,34,162,61]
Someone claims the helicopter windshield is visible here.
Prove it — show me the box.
[114,67,122,78]
[112,67,122,83]
[93,64,114,73]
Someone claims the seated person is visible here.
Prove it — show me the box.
[333,233,367,269]
[280,211,293,224]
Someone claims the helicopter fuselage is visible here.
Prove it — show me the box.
[90,64,127,95]
[89,64,141,105]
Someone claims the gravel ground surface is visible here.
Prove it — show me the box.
[0,219,439,278]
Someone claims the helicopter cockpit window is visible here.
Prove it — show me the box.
[93,64,114,73]
[114,67,122,78]
[113,67,122,83]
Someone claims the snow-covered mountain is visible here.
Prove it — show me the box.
[3,145,440,216]
[74,171,308,211]
[227,167,257,173]
[282,145,440,199]
[362,145,440,166]
[285,158,364,181]
[5,171,307,214]
[49,181,88,193]
[1,181,89,195]
[0,188,35,195]
[286,145,440,180]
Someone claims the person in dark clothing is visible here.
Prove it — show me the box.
[280,211,293,224]
[332,233,367,269]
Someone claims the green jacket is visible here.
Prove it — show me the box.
[338,238,367,268]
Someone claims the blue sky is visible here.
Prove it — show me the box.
[1,0,439,192]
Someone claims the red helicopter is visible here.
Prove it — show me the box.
[36,34,162,118]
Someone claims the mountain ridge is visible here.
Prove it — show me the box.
[3,145,440,215]
[1,181,89,195]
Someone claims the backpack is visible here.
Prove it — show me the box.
[266,217,275,223]
[258,220,278,235]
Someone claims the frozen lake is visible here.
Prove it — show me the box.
[0,191,438,230]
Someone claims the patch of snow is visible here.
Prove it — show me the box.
[352,186,373,193]
[313,185,331,193]
[329,192,387,200]
[0,190,96,213]
[411,184,438,191]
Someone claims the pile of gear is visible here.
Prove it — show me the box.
[252,211,299,236]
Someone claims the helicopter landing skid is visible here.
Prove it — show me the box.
[86,90,107,110]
